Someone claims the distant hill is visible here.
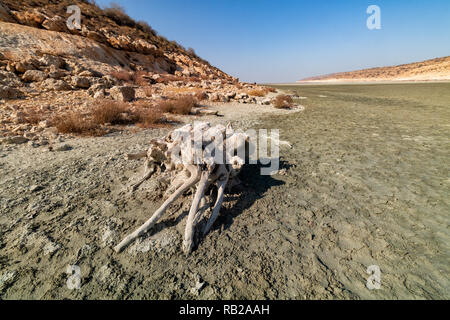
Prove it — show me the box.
[300,56,450,82]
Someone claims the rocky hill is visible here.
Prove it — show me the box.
[0,0,231,80]
[0,0,273,143]
[300,56,450,82]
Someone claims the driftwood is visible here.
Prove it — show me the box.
[114,122,248,255]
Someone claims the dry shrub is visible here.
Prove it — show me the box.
[143,86,153,97]
[110,70,132,82]
[53,112,103,136]
[19,109,44,125]
[136,108,166,128]
[248,89,267,97]
[91,100,130,125]
[273,95,294,109]
[188,76,202,83]
[155,74,186,84]
[194,91,208,101]
[133,71,150,86]
[158,96,197,115]
[164,87,200,95]
[265,87,276,93]
[104,2,136,27]
[136,20,157,36]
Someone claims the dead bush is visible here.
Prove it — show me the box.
[53,112,103,136]
[104,2,136,27]
[91,100,131,125]
[143,86,153,97]
[18,109,44,125]
[158,96,197,115]
[136,20,157,36]
[136,107,166,128]
[194,91,208,101]
[155,74,186,84]
[188,76,202,83]
[273,95,294,109]
[110,70,132,82]
[248,89,267,97]
[132,71,150,86]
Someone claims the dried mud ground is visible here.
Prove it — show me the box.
[1,83,449,299]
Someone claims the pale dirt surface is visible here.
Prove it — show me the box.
[1,83,449,300]
[0,102,302,299]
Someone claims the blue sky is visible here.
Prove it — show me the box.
[95,0,450,83]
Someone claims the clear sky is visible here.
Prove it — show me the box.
[95,0,450,83]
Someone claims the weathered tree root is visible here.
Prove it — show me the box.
[114,122,249,255]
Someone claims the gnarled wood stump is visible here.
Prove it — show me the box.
[114,122,249,255]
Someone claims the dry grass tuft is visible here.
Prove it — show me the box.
[132,71,150,86]
[273,95,294,109]
[155,74,186,84]
[143,86,154,97]
[158,96,197,115]
[53,112,103,136]
[104,2,136,27]
[110,70,132,82]
[194,91,208,101]
[136,107,166,128]
[91,100,133,125]
[18,109,44,125]
[248,89,268,97]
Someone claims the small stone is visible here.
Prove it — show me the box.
[71,76,91,89]
[0,271,17,290]
[93,90,105,99]
[22,70,47,82]
[30,185,43,192]
[190,281,206,296]
[43,241,60,256]
[1,136,29,144]
[54,144,72,152]
[38,120,50,129]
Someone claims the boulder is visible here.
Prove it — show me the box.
[22,70,47,82]
[41,78,71,91]
[208,92,219,102]
[0,71,21,86]
[41,16,67,32]
[39,55,66,69]
[88,83,106,97]
[1,136,29,145]
[110,86,135,102]
[85,30,107,44]
[261,98,271,105]
[0,85,21,99]
[102,75,116,88]
[11,9,46,28]
[78,70,94,77]
[14,60,37,74]
[71,76,91,89]
[93,91,105,99]
[48,68,68,79]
